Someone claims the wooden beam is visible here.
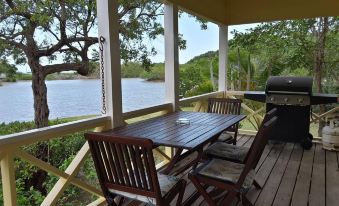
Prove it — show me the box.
[87,197,107,206]
[179,91,223,104]
[97,0,124,129]
[0,116,109,151]
[310,105,339,123]
[164,3,179,112]
[0,152,4,161]
[218,25,228,91]
[238,129,258,135]
[122,103,172,120]
[15,149,103,197]
[41,142,92,205]
[1,152,17,206]
[154,148,171,161]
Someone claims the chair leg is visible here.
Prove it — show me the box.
[220,190,237,206]
[253,179,262,189]
[241,195,253,206]
[189,174,216,206]
[176,180,186,206]
[233,129,238,145]
[106,196,119,206]
[117,196,125,206]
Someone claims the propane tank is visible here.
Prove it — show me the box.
[322,113,339,151]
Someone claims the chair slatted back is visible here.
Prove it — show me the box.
[238,115,278,185]
[243,108,277,162]
[207,98,242,115]
[85,133,161,200]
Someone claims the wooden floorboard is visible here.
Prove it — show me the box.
[309,143,325,206]
[326,150,339,206]
[271,143,303,206]
[290,143,315,206]
[122,136,339,206]
[255,143,294,206]
[245,142,285,205]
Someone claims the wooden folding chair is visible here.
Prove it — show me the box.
[85,133,186,206]
[208,98,242,144]
[188,115,278,206]
[203,108,277,189]
[204,108,277,164]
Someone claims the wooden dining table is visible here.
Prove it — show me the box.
[102,111,246,175]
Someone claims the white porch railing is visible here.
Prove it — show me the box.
[0,104,175,206]
[1,91,337,206]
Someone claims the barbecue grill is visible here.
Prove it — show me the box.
[245,76,338,149]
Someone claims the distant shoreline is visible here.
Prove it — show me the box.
[0,77,164,85]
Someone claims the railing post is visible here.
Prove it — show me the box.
[97,0,124,129]
[1,152,17,206]
[164,3,179,112]
[218,25,228,92]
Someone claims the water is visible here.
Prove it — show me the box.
[0,78,165,123]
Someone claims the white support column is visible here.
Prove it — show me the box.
[164,3,179,112]
[218,25,228,91]
[1,153,17,206]
[97,0,124,128]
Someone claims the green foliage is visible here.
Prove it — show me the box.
[185,81,214,97]
[179,65,204,97]
[121,62,144,78]
[230,18,339,92]
[0,119,98,205]
[16,72,33,81]
[0,61,18,82]
[140,63,165,81]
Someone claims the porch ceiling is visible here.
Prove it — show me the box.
[165,0,339,25]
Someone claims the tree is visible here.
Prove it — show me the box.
[231,18,339,135]
[0,0,169,128]
[0,0,207,193]
[0,0,161,194]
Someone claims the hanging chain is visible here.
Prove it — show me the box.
[99,36,107,114]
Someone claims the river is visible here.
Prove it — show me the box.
[0,78,165,123]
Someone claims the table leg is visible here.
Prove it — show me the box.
[161,148,183,175]
[192,146,203,170]
[162,145,204,176]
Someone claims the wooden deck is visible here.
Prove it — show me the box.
[125,134,339,206]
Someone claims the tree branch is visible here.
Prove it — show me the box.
[5,0,32,20]
[43,62,88,75]
[37,37,98,57]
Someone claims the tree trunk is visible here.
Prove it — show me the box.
[237,47,241,90]
[32,68,49,128]
[26,56,49,194]
[246,54,251,91]
[209,58,216,91]
[313,17,329,136]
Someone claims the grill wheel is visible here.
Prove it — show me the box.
[300,133,313,149]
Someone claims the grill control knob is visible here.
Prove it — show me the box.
[284,97,289,102]
[270,97,275,102]
[298,98,304,103]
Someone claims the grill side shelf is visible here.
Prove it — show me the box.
[244,91,266,103]
[311,93,338,105]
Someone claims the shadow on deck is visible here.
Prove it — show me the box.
[123,134,339,206]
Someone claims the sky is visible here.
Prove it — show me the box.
[16,13,258,73]
[149,13,258,64]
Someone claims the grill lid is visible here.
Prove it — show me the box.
[265,76,313,95]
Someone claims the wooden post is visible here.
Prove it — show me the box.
[164,3,179,112]
[218,25,228,92]
[1,153,17,206]
[97,0,124,129]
